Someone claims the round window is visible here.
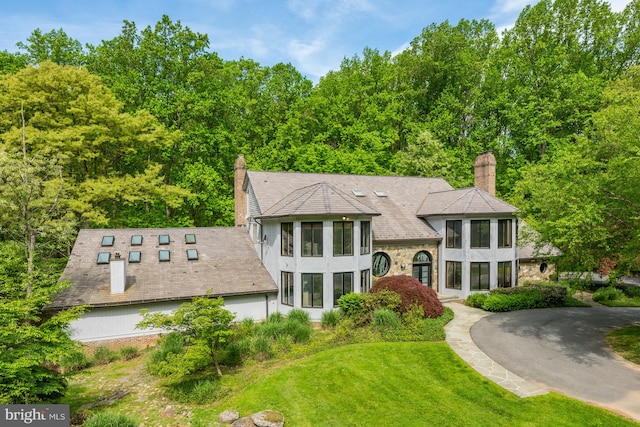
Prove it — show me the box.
[539,262,548,274]
[372,252,391,277]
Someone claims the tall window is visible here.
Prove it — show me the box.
[302,273,323,308]
[281,271,294,305]
[498,261,512,288]
[302,222,323,257]
[470,262,490,290]
[333,221,353,256]
[498,219,512,248]
[446,220,462,248]
[281,222,294,256]
[360,221,371,255]
[360,269,371,293]
[470,220,490,248]
[412,251,432,287]
[333,272,354,306]
[446,261,462,290]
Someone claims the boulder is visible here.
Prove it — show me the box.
[219,410,240,424]
[232,417,256,427]
[251,410,285,427]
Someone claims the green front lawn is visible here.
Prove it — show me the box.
[198,342,637,426]
[607,326,640,365]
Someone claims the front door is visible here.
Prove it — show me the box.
[412,251,432,288]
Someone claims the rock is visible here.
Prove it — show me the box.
[251,410,284,427]
[160,404,176,417]
[231,416,256,427]
[219,409,240,424]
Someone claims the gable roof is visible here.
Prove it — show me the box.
[246,170,454,241]
[257,182,381,219]
[417,187,518,217]
[48,227,277,309]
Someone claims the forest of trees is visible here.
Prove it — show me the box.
[1,0,639,402]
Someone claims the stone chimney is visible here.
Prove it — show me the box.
[110,252,126,294]
[474,151,496,196]
[234,154,247,226]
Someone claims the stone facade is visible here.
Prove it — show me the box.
[518,260,556,283]
[372,241,439,291]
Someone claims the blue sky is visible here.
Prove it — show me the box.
[0,0,632,82]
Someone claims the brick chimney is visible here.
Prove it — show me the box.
[474,151,496,196]
[110,252,126,294]
[234,154,247,226]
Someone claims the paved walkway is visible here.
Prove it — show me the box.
[443,302,548,398]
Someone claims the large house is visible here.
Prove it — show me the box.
[48,152,556,344]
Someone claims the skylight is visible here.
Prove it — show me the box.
[185,233,196,244]
[352,189,365,197]
[131,235,143,246]
[97,252,111,264]
[159,234,170,245]
[374,190,387,197]
[158,250,170,262]
[186,249,199,260]
[101,236,115,246]
[128,251,141,263]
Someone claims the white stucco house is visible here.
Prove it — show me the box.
[48,152,554,344]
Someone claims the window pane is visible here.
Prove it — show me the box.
[471,220,490,248]
[158,250,170,262]
[333,221,353,256]
[302,222,323,257]
[185,234,196,244]
[302,273,323,308]
[498,219,512,248]
[372,252,391,277]
[186,249,198,260]
[360,221,371,255]
[159,234,170,245]
[446,261,462,290]
[101,236,115,246]
[360,269,371,293]
[281,223,293,256]
[128,251,141,263]
[498,261,512,288]
[446,221,461,248]
[281,271,294,306]
[131,235,143,245]
[470,262,490,290]
[333,272,354,306]
[97,252,111,264]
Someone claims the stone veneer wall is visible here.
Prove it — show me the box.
[372,242,440,292]
[518,260,556,283]
[81,334,161,351]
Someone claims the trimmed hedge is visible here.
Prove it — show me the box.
[466,284,567,312]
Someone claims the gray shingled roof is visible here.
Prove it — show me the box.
[246,171,455,241]
[257,182,381,219]
[49,228,277,309]
[417,187,518,217]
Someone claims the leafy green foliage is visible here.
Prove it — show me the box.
[84,412,137,427]
[137,296,235,377]
[164,376,225,404]
[477,284,567,312]
[118,346,140,361]
[465,293,488,309]
[372,309,400,329]
[337,292,367,317]
[321,310,340,329]
[92,346,119,365]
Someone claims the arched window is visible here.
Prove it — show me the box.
[412,251,432,287]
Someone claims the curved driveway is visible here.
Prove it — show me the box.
[471,307,640,421]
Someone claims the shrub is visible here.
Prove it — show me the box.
[465,293,488,309]
[253,336,274,360]
[256,321,287,340]
[371,276,444,318]
[593,286,624,302]
[84,412,137,427]
[363,289,402,312]
[620,285,640,298]
[337,292,367,317]
[372,309,400,329]
[119,346,139,360]
[284,321,312,343]
[267,312,285,323]
[236,318,256,336]
[60,350,90,372]
[321,309,340,328]
[287,308,310,324]
[92,346,119,365]
[165,376,223,404]
[522,283,567,307]
[482,288,545,312]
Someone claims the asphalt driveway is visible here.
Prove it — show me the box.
[471,307,640,422]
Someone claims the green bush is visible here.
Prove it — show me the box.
[253,336,274,360]
[60,350,90,372]
[287,308,311,324]
[337,292,367,317]
[84,412,137,427]
[620,285,640,298]
[465,293,488,308]
[267,312,285,323]
[482,289,544,312]
[321,309,340,328]
[165,376,223,404]
[284,321,312,343]
[364,289,402,312]
[119,346,139,360]
[92,346,119,365]
[372,309,400,329]
[256,321,287,340]
[593,286,624,302]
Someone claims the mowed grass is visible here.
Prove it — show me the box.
[608,326,640,365]
[191,342,638,426]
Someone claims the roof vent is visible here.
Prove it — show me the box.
[352,189,365,197]
[374,190,387,197]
